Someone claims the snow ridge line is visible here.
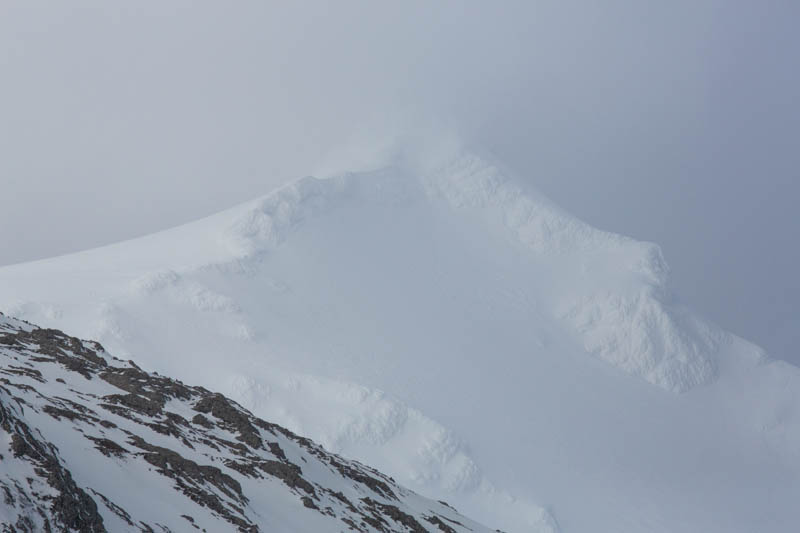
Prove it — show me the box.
[219,152,723,391]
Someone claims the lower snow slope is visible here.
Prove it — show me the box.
[0,313,490,532]
[1,152,798,532]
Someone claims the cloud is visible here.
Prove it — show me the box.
[0,1,797,364]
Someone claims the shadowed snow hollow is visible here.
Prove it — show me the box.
[0,150,795,533]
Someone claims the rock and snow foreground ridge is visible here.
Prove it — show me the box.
[0,150,799,532]
[0,313,493,532]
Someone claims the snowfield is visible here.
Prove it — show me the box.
[1,150,798,532]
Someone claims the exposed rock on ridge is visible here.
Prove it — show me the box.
[0,313,492,532]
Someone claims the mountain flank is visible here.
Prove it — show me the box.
[0,312,492,533]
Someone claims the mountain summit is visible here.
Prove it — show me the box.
[0,150,797,532]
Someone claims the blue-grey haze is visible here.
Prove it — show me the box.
[0,1,797,363]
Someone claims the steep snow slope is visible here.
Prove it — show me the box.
[0,151,798,532]
[0,313,492,532]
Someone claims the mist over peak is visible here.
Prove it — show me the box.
[1,3,799,531]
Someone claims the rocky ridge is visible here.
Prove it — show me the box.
[0,312,492,532]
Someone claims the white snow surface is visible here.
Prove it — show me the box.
[1,150,798,532]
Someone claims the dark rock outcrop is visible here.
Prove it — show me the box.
[0,313,490,532]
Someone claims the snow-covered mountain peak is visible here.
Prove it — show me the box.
[211,150,722,392]
[0,149,790,532]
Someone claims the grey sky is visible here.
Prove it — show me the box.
[1,1,798,363]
